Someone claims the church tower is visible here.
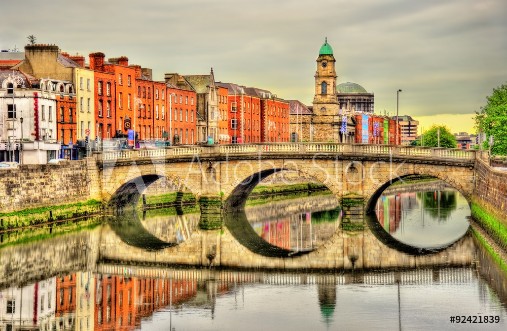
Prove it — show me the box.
[312,38,340,142]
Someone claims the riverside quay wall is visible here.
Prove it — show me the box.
[0,159,99,213]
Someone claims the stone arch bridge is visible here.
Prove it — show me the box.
[91,143,477,214]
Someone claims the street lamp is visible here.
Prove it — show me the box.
[20,117,23,164]
[396,89,402,145]
[169,93,176,145]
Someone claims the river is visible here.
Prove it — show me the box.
[0,181,506,330]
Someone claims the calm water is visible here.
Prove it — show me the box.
[1,184,506,331]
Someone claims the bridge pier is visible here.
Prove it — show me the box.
[198,196,223,230]
[341,196,365,227]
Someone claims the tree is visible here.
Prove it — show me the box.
[27,35,36,45]
[475,83,507,155]
[415,125,457,148]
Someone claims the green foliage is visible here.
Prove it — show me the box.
[471,202,507,251]
[415,125,457,148]
[475,83,507,155]
[471,228,507,274]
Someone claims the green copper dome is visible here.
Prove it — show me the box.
[319,37,333,55]
[337,82,368,93]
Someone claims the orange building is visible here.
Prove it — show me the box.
[166,84,197,145]
[260,95,290,142]
[55,82,77,147]
[217,85,229,143]
[89,52,116,140]
[56,274,77,318]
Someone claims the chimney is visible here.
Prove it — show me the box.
[130,65,142,79]
[109,56,129,66]
[69,55,85,67]
[141,68,152,80]
[89,52,105,71]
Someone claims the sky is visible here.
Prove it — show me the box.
[2,0,506,133]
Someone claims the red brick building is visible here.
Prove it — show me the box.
[89,52,116,140]
[166,84,197,145]
[217,85,229,143]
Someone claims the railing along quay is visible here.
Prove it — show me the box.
[94,143,478,163]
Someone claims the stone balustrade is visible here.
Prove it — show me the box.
[94,143,478,163]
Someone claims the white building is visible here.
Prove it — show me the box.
[0,69,62,164]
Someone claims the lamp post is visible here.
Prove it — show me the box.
[396,89,402,145]
[20,117,23,164]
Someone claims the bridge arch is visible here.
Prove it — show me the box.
[365,167,473,215]
[107,173,198,208]
[223,162,341,211]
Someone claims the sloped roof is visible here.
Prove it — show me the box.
[0,69,37,87]
[289,100,313,115]
[57,54,81,68]
[184,75,213,93]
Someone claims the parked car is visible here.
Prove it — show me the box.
[0,162,19,169]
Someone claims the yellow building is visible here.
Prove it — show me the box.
[74,67,95,143]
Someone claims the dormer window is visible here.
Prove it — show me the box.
[7,83,14,94]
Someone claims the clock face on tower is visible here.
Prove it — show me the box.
[321,61,327,68]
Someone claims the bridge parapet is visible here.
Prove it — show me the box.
[94,143,477,163]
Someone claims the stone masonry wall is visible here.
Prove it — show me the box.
[0,160,94,212]
[474,158,507,221]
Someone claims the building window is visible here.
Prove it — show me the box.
[127,75,131,87]
[231,119,237,129]
[7,83,14,94]
[118,92,122,108]
[87,98,91,113]
[60,107,64,122]
[41,105,46,120]
[106,83,111,96]
[179,109,183,121]
[155,105,159,119]
[119,74,123,85]
[49,106,53,122]
[162,90,165,100]
[155,89,159,100]
[231,102,237,112]
[6,300,15,314]
[107,101,111,117]
[7,104,16,119]
[321,81,327,95]
[98,101,103,117]
[137,86,141,97]
[69,108,73,122]
[80,77,83,90]
[186,110,188,122]
[80,97,84,112]
[128,94,131,110]
[162,105,165,120]
[98,81,103,95]
[87,78,91,91]
[191,110,194,122]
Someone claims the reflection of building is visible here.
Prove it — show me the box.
[75,272,95,331]
[56,274,77,330]
[0,278,56,331]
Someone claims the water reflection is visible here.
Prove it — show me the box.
[1,266,506,331]
[245,194,341,252]
[375,186,470,250]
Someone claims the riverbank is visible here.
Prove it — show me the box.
[0,199,103,231]
[470,199,507,252]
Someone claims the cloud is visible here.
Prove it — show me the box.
[1,0,506,133]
